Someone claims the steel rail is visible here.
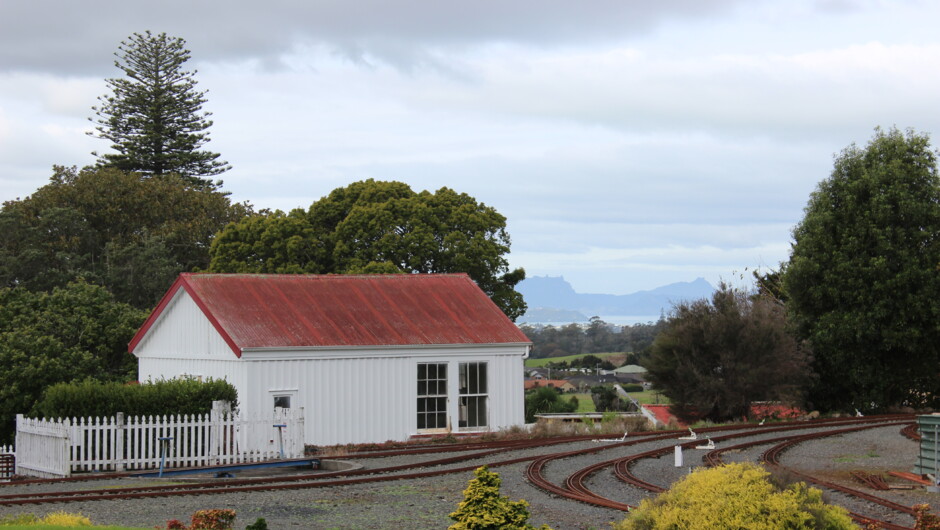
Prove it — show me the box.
[602,419,916,529]
[525,415,911,511]
[0,411,918,530]
[0,431,681,506]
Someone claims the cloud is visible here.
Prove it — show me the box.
[0,1,743,74]
[409,41,940,141]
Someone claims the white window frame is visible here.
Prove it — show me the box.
[269,388,298,412]
[458,362,488,430]
[417,362,449,432]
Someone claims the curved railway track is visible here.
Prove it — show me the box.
[0,415,926,529]
[523,415,920,529]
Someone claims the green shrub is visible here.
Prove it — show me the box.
[621,384,644,393]
[591,385,628,412]
[31,378,237,420]
[615,463,854,530]
[449,466,551,530]
[524,387,577,422]
[245,518,267,530]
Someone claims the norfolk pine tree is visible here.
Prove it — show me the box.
[89,31,229,186]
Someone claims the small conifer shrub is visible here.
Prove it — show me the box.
[449,465,551,530]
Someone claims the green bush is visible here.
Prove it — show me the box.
[31,378,237,420]
[621,384,644,393]
[245,518,267,530]
[591,385,628,412]
[524,387,577,422]
[449,466,551,530]
[614,463,854,530]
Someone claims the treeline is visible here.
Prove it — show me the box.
[642,128,940,423]
[0,32,531,445]
[520,317,665,360]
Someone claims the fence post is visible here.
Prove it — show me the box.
[295,407,305,458]
[115,412,125,472]
[210,401,230,465]
[13,415,22,476]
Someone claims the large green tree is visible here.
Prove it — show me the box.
[0,281,146,443]
[89,31,229,185]
[0,166,251,308]
[783,127,940,412]
[208,179,527,320]
[645,284,812,423]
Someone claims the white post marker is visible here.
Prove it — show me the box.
[674,444,683,467]
[273,424,287,459]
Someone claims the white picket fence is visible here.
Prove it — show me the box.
[14,405,304,478]
[0,444,14,481]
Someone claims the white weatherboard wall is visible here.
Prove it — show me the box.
[133,289,528,446]
[133,289,245,394]
[241,346,526,446]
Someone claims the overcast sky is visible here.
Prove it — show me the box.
[2,1,939,295]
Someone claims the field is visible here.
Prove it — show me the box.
[524,352,627,368]
[570,393,595,412]
[626,390,670,405]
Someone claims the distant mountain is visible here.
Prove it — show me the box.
[517,276,715,321]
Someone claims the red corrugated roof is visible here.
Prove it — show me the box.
[643,404,687,428]
[523,380,573,390]
[129,273,530,357]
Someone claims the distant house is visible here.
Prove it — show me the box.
[129,273,531,446]
[568,374,623,390]
[524,379,576,393]
[613,364,648,375]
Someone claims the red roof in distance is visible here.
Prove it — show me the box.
[129,273,530,357]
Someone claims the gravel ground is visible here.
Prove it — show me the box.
[0,423,937,529]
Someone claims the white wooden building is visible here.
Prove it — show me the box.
[129,273,530,446]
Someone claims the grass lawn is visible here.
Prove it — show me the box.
[525,352,628,368]
[571,393,596,413]
[0,526,148,529]
[627,390,670,405]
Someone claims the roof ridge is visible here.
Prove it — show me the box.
[130,272,528,356]
[181,272,472,280]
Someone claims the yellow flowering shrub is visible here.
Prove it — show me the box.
[41,512,93,527]
[0,511,92,527]
[615,463,855,530]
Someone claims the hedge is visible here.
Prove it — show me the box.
[30,378,238,420]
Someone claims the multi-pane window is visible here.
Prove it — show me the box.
[417,363,448,430]
[273,395,291,409]
[459,362,488,428]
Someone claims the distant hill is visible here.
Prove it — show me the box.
[517,276,714,322]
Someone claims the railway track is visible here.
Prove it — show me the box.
[0,415,926,529]
[523,415,920,529]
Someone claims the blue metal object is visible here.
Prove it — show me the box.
[157,437,174,478]
[133,458,320,478]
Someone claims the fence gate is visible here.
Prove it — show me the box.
[14,415,70,478]
[0,454,13,480]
